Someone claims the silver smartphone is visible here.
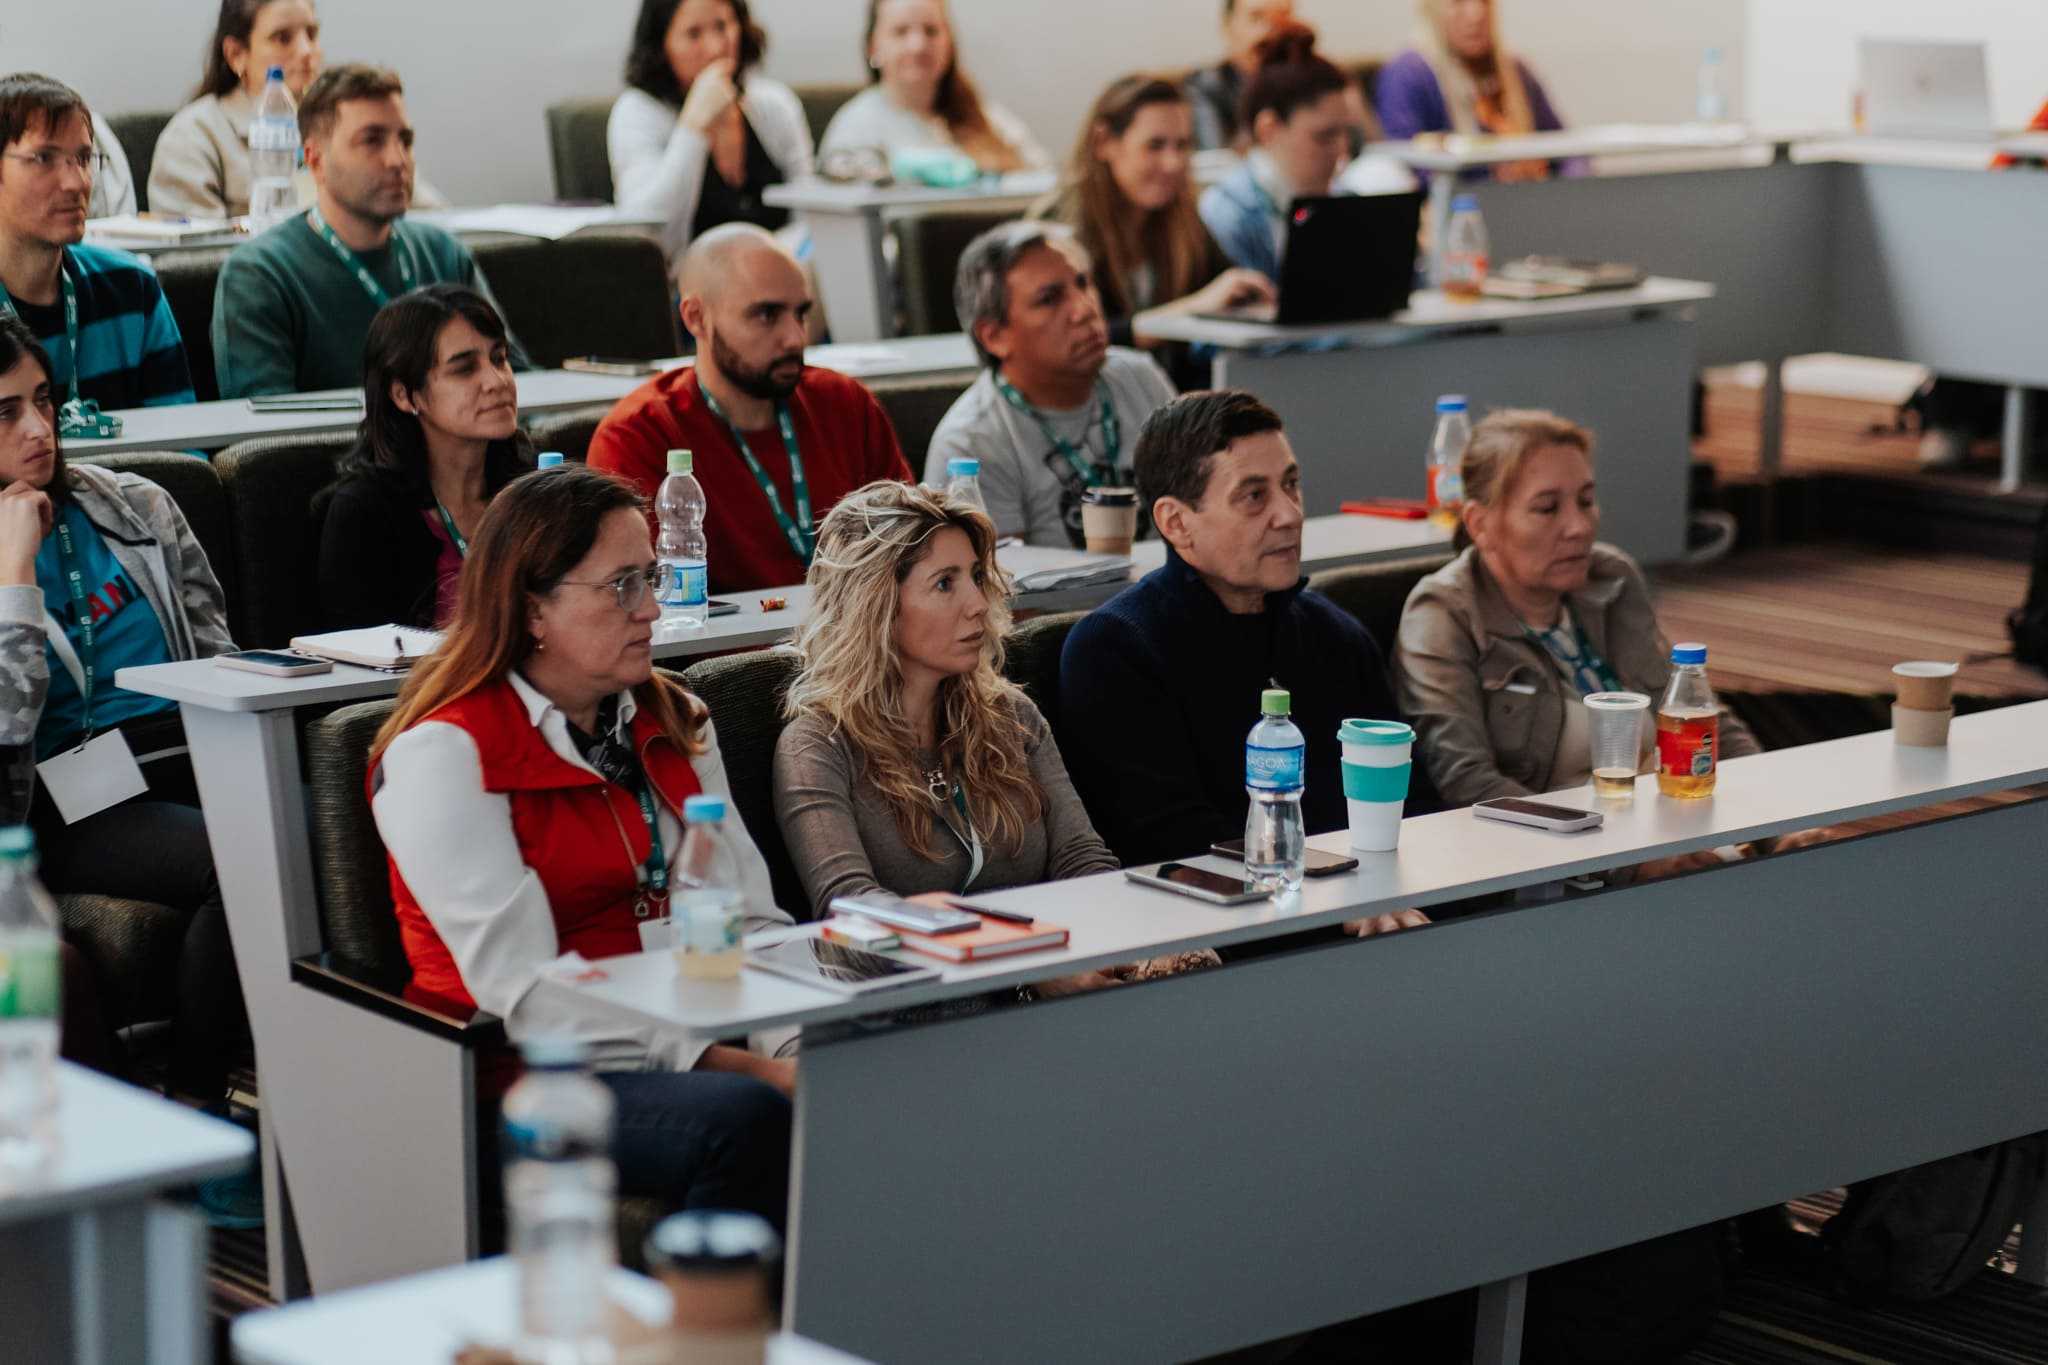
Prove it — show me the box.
[1123,862,1269,906]
[215,649,334,678]
[1471,797,1604,833]
[825,892,980,935]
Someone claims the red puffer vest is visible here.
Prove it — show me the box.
[386,678,704,1010]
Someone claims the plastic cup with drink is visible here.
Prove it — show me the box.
[1081,486,1139,555]
[1338,719,1414,851]
[1583,691,1650,799]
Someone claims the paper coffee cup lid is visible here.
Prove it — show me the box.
[1892,661,1957,678]
[1338,718,1413,746]
[1083,486,1137,505]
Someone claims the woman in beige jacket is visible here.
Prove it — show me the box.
[1394,408,1759,809]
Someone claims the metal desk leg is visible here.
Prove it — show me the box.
[803,209,894,342]
[2001,385,2032,494]
[1472,1275,1526,1365]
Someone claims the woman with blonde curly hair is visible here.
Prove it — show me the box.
[774,480,1116,923]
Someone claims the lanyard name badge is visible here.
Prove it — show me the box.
[929,771,983,894]
[307,206,414,309]
[698,386,814,564]
[435,502,469,557]
[995,376,1121,489]
[1526,613,1623,697]
[35,518,146,823]
[629,774,674,952]
[0,256,123,439]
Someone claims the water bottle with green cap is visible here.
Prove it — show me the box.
[0,826,62,1190]
[1245,686,1306,893]
[657,447,709,630]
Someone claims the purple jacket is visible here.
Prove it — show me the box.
[1375,49,1586,180]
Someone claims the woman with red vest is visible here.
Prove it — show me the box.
[370,465,795,1226]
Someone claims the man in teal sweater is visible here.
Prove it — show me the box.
[211,64,525,398]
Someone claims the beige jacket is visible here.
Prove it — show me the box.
[1394,543,1759,807]
[149,88,447,220]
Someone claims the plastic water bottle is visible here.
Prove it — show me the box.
[536,451,565,470]
[1244,687,1306,894]
[676,794,744,980]
[944,456,987,514]
[503,1038,616,1365]
[656,448,709,630]
[1426,395,1471,530]
[1438,195,1490,300]
[248,67,300,232]
[0,828,59,1193]
[1696,47,1728,122]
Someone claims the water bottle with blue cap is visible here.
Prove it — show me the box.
[535,451,565,470]
[500,1037,616,1362]
[0,826,60,1191]
[677,793,743,978]
[944,456,986,515]
[1439,195,1490,299]
[248,67,300,232]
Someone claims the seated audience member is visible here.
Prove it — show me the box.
[1030,76,1273,385]
[316,285,532,630]
[924,221,1174,548]
[1058,390,1436,894]
[211,64,525,399]
[0,75,196,414]
[0,315,241,1102]
[1394,409,1759,812]
[1185,0,1297,151]
[587,224,911,593]
[776,481,1116,915]
[819,0,1048,173]
[1197,27,1360,277]
[1376,0,1574,181]
[86,110,134,219]
[610,0,812,269]
[150,1,450,221]
[371,465,795,1226]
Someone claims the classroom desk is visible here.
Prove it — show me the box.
[230,1257,870,1365]
[111,509,1440,1301]
[0,1064,253,1365]
[1141,278,1713,563]
[555,701,2048,1364]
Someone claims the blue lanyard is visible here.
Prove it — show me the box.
[52,517,98,740]
[1525,613,1623,697]
[630,775,669,917]
[698,386,813,564]
[994,377,1122,487]
[0,255,121,438]
[306,206,414,308]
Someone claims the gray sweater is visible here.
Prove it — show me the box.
[773,692,1116,917]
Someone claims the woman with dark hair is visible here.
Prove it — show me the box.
[819,0,1047,173]
[1031,75,1272,384]
[0,314,243,1105]
[316,285,533,631]
[608,0,813,268]
[1198,25,1365,276]
[150,0,445,219]
[1184,0,1297,150]
[370,464,795,1227]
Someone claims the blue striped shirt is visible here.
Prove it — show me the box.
[8,245,196,411]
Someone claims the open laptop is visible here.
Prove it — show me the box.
[1860,38,1995,140]
[1203,190,1424,327]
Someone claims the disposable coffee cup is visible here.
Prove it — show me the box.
[1583,692,1651,800]
[1081,487,1139,556]
[1892,660,1957,712]
[1892,703,1953,747]
[1338,718,1414,852]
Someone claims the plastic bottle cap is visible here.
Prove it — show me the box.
[536,452,564,469]
[1705,47,1723,62]
[947,457,980,477]
[517,1037,589,1069]
[1260,687,1291,717]
[1451,194,1480,212]
[1435,395,1468,413]
[0,826,35,860]
[267,66,286,80]
[683,793,727,822]
[666,449,693,475]
[645,1210,783,1273]
[1671,642,1708,665]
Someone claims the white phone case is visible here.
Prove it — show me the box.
[1471,800,1603,833]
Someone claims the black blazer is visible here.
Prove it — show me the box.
[316,473,449,631]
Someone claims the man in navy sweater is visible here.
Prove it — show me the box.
[1059,389,1437,870]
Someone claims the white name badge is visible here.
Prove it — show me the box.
[36,729,148,825]
[637,916,678,953]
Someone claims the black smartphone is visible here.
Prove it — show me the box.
[1123,863,1268,905]
[707,598,740,617]
[1209,839,1360,877]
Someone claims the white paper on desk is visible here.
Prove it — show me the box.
[416,204,645,240]
[37,730,148,824]
[805,344,908,375]
[995,544,1135,592]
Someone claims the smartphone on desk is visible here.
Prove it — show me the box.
[826,892,980,935]
[1123,863,1268,906]
[215,649,333,678]
[707,598,740,618]
[1471,797,1603,833]
[1209,839,1359,877]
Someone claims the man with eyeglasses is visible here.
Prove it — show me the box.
[0,74,196,421]
[212,64,525,399]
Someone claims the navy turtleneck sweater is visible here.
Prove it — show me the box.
[1058,544,1437,867]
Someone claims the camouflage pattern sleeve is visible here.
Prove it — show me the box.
[0,584,50,824]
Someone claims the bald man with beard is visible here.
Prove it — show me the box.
[587,224,913,592]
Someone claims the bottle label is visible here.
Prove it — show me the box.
[1656,713,1717,779]
[0,940,59,1019]
[1246,743,1305,792]
[1427,464,1463,512]
[683,900,742,953]
[660,559,707,609]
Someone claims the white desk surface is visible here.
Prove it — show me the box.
[229,1257,869,1365]
[552,699,2048,1043]
[1130,511,1447,574]
[1138,277,1712,350]
[638,334,980,385]
[0,1063,251,1227]
[1791,136,2000,170]
[763,171,1056,214]
[1385,123,1775,170]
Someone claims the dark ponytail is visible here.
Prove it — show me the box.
[1239,22,1348,130]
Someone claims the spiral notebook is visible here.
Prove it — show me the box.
[288,625,442,670]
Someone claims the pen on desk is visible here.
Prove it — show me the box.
[948,899,1033,925]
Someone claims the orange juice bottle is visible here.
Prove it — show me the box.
[1656,643,1720,798]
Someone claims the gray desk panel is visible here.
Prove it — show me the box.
[789,799,2048,1363]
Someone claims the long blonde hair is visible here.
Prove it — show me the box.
[862,0,1027,173]
[782,481,1040,860]
[1039,75,1215,319]
[1413,0,1535,136]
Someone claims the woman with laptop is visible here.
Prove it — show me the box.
[1031,75,1274,386]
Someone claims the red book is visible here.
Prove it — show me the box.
[1341,498,1430,520]
[895,919,1071,963]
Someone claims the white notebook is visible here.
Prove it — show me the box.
[288,625,441,670]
